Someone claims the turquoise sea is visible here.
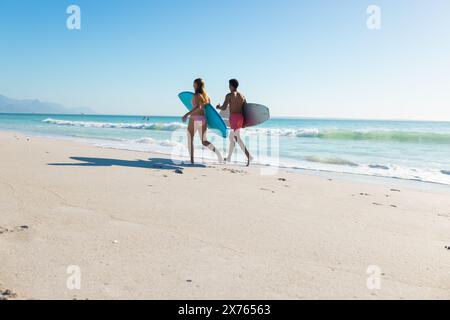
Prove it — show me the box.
[0,113,449,185]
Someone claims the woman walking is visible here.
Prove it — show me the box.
[182,78,223,164]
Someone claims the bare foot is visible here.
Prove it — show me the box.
[246,155,254,167]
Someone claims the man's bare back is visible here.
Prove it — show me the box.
[226,91,246,114]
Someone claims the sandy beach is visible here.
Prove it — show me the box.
[0,130,449,300]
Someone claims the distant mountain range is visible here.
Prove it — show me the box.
[0,94,95,114]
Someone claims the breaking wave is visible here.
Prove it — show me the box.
[43,118,450,144]
[247,128,450,144]
[42,118,186,131]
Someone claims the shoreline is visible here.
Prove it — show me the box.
[1,128,448,193]
[1,130,450,299]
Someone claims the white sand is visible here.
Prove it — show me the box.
[0,131,449,300]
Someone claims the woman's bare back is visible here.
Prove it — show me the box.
[191,93,207,116]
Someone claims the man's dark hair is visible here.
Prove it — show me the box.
[229,79,239,89]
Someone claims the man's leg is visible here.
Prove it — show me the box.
[226,130,236,162]
[234,129,253,166]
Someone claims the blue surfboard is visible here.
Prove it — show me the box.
[178,92,228,138]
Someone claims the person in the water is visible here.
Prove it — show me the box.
[182,78,223,164]
[216,79,253,166]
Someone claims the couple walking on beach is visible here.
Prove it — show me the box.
[182,78,253,166]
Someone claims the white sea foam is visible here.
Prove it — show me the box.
[134,137,182,148]
[246,128,321,137]
[42,118,450,144]
[246,127,450,143]
[42,118,186,131]
[88,136,450,185]
[39,118,450,184]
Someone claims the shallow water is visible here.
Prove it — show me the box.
[1,113,449,185]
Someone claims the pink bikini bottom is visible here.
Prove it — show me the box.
[191,115,207,125]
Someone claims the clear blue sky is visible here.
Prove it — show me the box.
[1,0,449,120]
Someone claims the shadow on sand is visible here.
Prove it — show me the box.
[48,157,205,170]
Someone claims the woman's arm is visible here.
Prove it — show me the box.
[182,95,201,122]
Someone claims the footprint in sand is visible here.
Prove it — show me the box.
[0,288,17,300]
[0,225,29,235]
[372,203,398,208]
[223,168,246,174]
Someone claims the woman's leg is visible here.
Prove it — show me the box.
[187,120,195,164]
[201,122,223,162]
[226,130,236,162]
[234,129,253,166]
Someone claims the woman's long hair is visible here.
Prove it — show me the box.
[194,78,210,106]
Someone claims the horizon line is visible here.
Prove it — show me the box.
[1,112,449,123]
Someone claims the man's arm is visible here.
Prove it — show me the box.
[216,94,230,110]
[241,93,247,107]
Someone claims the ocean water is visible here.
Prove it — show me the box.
[0,113,449,185]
